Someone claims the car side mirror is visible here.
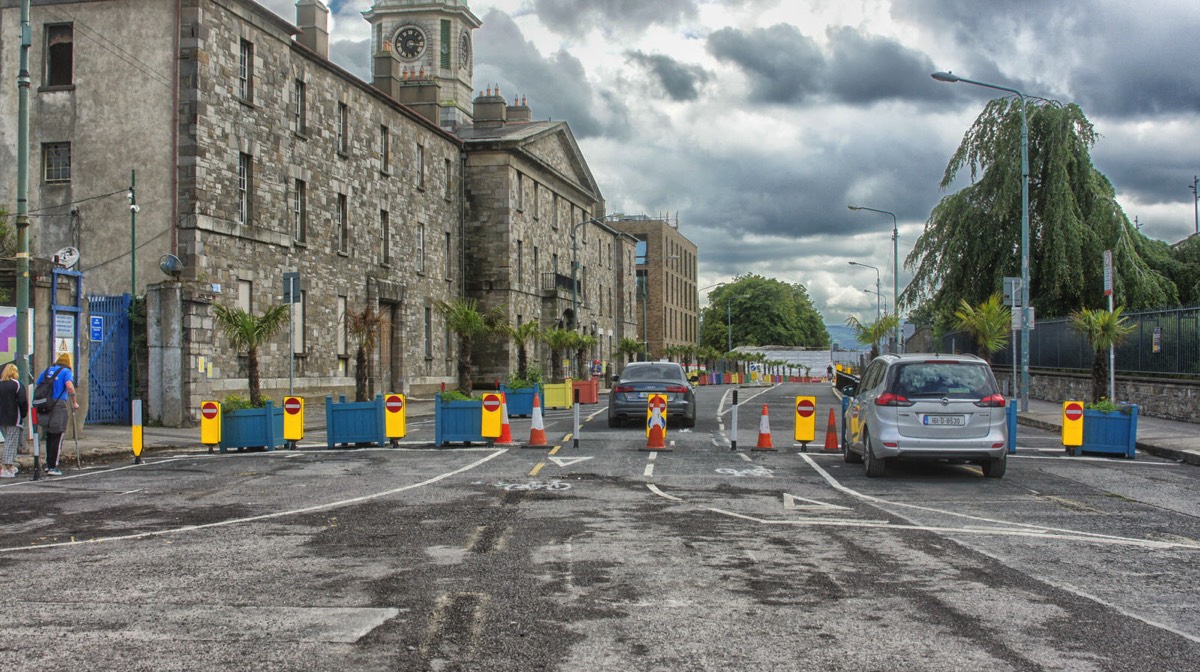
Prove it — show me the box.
[842,385,858,397]
[612,376,620,384]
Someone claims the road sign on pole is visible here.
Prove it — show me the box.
[1103,250,1113,297]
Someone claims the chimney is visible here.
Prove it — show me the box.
[506,95,532,123]
[296,0,330,59]
[473,85,507,128]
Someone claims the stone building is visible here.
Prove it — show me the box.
[0,0,643,425]
[609,215,699,359]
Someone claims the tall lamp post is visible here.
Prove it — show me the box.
[933,70,1030,411]
[848,261,881,323]
[863,288,885,320]
[849,206,899,352]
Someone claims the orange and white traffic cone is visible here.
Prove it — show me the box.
[496,392,515,446]
[525,392,548,448]
[753,404,775,451]
[823,408,840,451]
[644,407,669,452]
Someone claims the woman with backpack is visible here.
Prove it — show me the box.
[36,353,79,476]
[0,363,28,478]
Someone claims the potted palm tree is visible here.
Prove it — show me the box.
[616,337,644,370]
[500,319,544,417]
[212,302,289,452]
[1067,307,1139,458]
[326,305,390,448]
[432,298,505,446]
[540,328,577,409]
[953,294,1011,365]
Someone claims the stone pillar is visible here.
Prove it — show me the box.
[146,282,184,426]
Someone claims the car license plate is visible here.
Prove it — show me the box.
[924,415,965,426]
[638,392,649,399]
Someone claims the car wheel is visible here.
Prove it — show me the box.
[981,453,1006,479]
[863,432,886,478]
[682,413,696,429]
[843,433,862,464]
[608,416,621,428]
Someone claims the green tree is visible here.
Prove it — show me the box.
[845,313,900,361]
[699,274,829,351]
[616,337,644,368]
[952,294,1011,365]
[504,319,541,380]
[212,302,290,407]
[435,297,506,397]
[346,305,388,402]
[575,333,598,379]
[905,99,1178,319]
[1069,307,1136,403]
[541,328,578,383]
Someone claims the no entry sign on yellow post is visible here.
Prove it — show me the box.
[1062,401,1084,447]
[794,396,816,443]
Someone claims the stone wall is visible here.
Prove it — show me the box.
[1029,371,1200,423]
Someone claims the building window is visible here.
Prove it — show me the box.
[552,194,560,229]
[533,182,539,220]
[424,307,433,359]
[533,246,539,287]
[293,290,307,354]
[292,179,307,243]
[416,223,426,273]
[516,173,524,211]
[337,193,349,253]
[516,240,523,284]
[237,279,252,313]
[238,39,254,102]
[337,102,348,155]
[293,79,307,134]
[45,24,73,87]
[416,145,425,189]
[42,143,71,183]
[445,232,452,278]
[444,158,453,199]
[380,125,390,173]
[238,153,252,224]
[337,296,348,358]
[381,209,391,265]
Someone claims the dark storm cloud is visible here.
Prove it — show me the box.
[707,24,824,104]
[473,10,612,138]
[824,27,953,104]
[625,51,712,101]
[533,0,697,34]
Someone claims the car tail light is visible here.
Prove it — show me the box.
[975,394,1006,407]
[665,385,688,394]
[875,392,913,407]
[613,385,634,394]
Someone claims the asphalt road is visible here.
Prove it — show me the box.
[2,383,1198,671]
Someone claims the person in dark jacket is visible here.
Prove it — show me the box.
[36,353,79,476]
[0,363,27,478]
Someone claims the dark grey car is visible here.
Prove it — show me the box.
[608,362,697,428]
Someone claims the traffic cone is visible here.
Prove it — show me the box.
[644,407,669,451]
[753,404,775,451]
[823,408,840,451]
[497,392,515,446]
[525,392,548,448]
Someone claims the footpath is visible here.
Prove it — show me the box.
[6,390,1199,473]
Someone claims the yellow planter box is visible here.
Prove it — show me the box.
[544,379,574,409]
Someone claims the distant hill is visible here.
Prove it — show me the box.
[825,324,866,351]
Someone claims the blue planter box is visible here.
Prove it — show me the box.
[1006,402,1018,454]
[434,394,485,446]
[1075,405,1138,459]
[499,384,543,417]
[326,395,387,448]
[220,402,284,452]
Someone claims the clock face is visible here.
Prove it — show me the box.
[459,31,471,69]
[394,26,425,60]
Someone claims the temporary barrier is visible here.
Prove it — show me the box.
[753,404,775,451]
[326,395,388,448]
[481,393,503,439]
[200,400,221,447]
[794,396,816,450]
[525,393,548,448]
[643,393,669,451]
[283,396,304,444]
[385,393,406,440]
[1062,401,1084,448]
[823,409,839,451]
[496,393,515,445]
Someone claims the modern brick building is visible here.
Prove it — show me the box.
[609,215,699,359]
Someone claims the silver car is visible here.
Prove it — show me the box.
[843,353,1008,478]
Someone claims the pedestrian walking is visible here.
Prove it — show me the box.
[826,363,834,382]
[36,353,79,476]
[0,363,27,478]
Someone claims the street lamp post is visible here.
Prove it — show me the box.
[849,206,899,352]
[863,288,885,321]
[932,70,1030,412]
[848,261,881,323]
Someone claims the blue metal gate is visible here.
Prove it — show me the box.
[86,294,131,424]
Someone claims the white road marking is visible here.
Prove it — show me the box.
[783,493,850,512]
[0,450,508,554]
[647,484,681,501]
[644,464,654,477]
[737,452,753,463]
[548,456,593,468]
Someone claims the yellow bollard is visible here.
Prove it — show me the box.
[1062,401,1084,453]
[200,401,221,450]
[481,393,503,439]
[384,394,407,440]
[283,396,304,445]
[794,396,816,449]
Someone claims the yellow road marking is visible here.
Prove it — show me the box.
[529,462,545,477]
[548,446,561,456]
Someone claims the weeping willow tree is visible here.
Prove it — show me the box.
[904,98,1178,324]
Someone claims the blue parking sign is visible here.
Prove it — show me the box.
[90,316,104,341]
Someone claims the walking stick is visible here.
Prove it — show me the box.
[70,403,81,468]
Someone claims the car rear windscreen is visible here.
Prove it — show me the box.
[891,362,995,398]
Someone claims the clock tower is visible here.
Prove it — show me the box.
[365,0,482,128]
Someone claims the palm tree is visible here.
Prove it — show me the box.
[504,319,541,380]
[574,333,598,379]
[347,305,389,402]
[616,337,644,368]
[435,297,506,397]
[541,328,578,383]
[846,313,901,360]
[953,293,1011,365]
[1069,307,1136,403]
[212,302,290,407]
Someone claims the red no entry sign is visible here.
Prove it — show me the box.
[201,402,219,420]
[796,399,815,418]
[284,398,302,415]
[482,394,501,412]
[386,395,404,413]
[1064,403,1084,421]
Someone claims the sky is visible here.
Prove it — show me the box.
[257,0,1200,326]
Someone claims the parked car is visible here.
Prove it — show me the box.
[842,353,1008,478]
[608,362,697,428]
